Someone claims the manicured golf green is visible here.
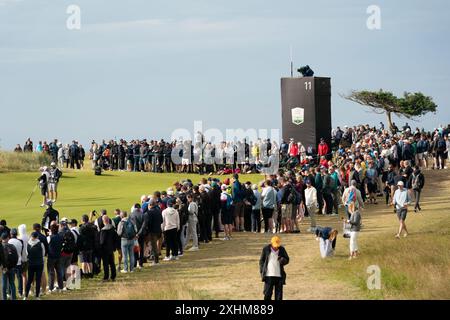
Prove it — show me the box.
[0,170,263,229]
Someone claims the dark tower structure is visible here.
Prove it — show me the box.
[280,77,331,151]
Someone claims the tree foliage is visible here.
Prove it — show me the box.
[341,89,437,131]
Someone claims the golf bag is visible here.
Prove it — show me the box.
[94,165,102,176]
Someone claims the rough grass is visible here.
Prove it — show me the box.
[0,151,52,172]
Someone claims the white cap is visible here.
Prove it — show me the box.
[167,188,174,196]
[50,162,56,166]
[397,181,404,186]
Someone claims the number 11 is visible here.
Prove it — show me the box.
[305,81,312,90]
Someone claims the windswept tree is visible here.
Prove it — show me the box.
[342,89,437,132]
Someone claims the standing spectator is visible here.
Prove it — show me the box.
[304,179,318,233]
[99,215,117,281]
[8,228,25,298]
[220,184,233,240]
[261,180,276,233]
[78,214,97,278]
[251,184,262,233]
[2,232,18,300]
[17,224,29,297]
[24,232,45,300]
[411,166,425,212]
[146,199,163,264]
[232,174,245,232]
[347,202,362,260]
[185,194,199,250]
[130,204,146,269]
[318,138,330,159]
[47,224,64,292]
[259,236,289,301]
[117,211,137,273]
[161,199,180,261]
[41,201,59,234]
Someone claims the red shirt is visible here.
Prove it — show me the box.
[318,142,329,156]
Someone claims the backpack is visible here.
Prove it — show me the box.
[285,185,295,204]
[221,193,232,210]
[179,203,189,225]
[3,243,18,269]
[62,230,77,254]
[437,139,446,151]
[246,189,257,206]
[123,220,137,240]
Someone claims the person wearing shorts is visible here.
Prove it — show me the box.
[232,174,245,232]
[392,181,410,239]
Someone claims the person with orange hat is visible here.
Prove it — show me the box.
[259,235,289,300]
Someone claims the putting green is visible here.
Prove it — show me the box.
[0,170,264,229]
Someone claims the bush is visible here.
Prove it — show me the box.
[0,151,52,172]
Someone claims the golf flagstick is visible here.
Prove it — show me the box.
[25,182,38,207]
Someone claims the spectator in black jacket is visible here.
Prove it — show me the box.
[24,232,45,300]
[32,223,48,294]
[198,185,210,243]
[79,214,97,278]
[0,220,10,238]
[146,199,163,265]
[46,224,64,292]
[259,236,289,301]
[99,215,117,281]
[41,202,59,235]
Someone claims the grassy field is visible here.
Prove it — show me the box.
[0,169,449,300]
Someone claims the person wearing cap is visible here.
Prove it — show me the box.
[41,201,59,235]
[23,232,45,300]
[161,199,180,261]
[37,166,50,207]
[2,232,18,300]
[392,180,411,238]
[259,236,289,300]
[48,161,62,204]
[219,184,233,240]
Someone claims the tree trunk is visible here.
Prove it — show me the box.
[386,111,394,133]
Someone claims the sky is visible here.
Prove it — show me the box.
[0,0,449,149]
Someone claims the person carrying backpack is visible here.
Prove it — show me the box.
[130,204,146,269]
[2,232,18,300]
[24,232,45,300]
[117,211,137,273]
[59,221,76,287]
